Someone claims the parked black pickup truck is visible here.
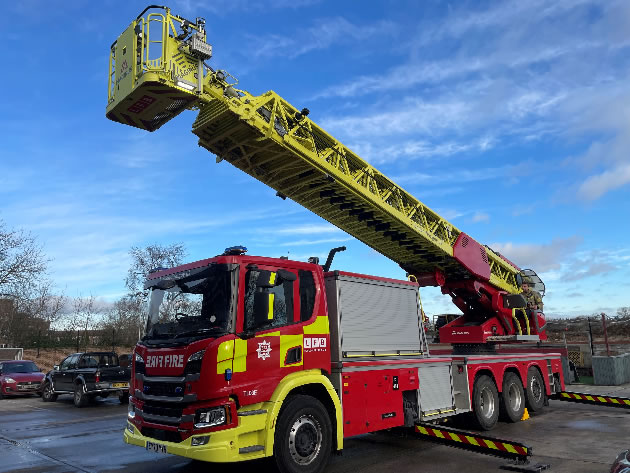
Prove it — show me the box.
[41,352,131,407]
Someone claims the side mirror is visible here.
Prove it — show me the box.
[515,273,523,288]
[53,365,60,371]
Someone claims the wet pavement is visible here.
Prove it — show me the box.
[1,384,629,473]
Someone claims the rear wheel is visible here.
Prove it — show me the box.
[73,383,88,408]
[500,372,525,423]
[274,395,332,473]
[119,392,129,404]
[525,368,545,412]
[42,382,57,402]
[472,375,499,430]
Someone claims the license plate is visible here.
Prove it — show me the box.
[112,382,129,388]
[146,441,167,454]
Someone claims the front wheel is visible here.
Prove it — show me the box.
[274,395,332,473]
[42,382,58,402]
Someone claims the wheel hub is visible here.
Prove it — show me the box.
[509,383,522,411]
[480,386,495,418]
[531,377,542,402]
[289,415,322,465]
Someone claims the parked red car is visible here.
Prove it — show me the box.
[0,360,46,398]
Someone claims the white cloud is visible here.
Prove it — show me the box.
[279,237,353,247]
[248,17,396,59]
[275,224,343,235]
[472,212,490,223]
[490,236,583,272]
[578,164,630,200]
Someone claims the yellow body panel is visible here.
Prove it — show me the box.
[124,370,342,462]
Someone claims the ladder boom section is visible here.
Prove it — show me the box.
[105,6,520,294]
[192,82,519,293]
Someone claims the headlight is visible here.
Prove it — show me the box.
[128,399,135,419]
[134,353,145,374]
[194,406,226,428]
[4,377,16,384]
[188,350,205,362]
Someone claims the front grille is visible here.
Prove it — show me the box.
[143,403,183,419]
[142,427,181,443]
[143,382,185,397]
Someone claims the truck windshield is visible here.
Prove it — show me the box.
[143,264,236,344]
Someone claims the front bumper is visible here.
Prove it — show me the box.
[2,384,41,395]
[123,405,271,463]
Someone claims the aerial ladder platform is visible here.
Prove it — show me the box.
[107,6,547,346]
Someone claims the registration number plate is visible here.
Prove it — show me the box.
[112,382,129,388]
[146,441,167,454]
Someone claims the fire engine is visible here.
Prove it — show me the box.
[106,6,629,472]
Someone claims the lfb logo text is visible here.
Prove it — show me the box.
[304,337,327,351]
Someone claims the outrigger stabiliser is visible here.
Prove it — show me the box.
[554,391,630,408]
[415,422,550,472]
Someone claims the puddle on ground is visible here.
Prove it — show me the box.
[566,419,617,432]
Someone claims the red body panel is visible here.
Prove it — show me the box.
[341,368,418,437]
[452,233,491,281]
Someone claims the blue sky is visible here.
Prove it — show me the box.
[1,0,629,318]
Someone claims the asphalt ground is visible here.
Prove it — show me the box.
[0,384,628,473]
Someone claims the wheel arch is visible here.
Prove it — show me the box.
[264,369,343,457]
[502,366,524,389]
[74,375,87,387]
[470,368,497,399]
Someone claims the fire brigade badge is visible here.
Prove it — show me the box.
[257,340,272,360]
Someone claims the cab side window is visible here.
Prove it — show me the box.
[68,354,79,370]
[60,356,74,371]
[244,268,294,332]
[299,270,316,322]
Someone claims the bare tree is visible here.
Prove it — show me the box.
[0,220,48,295]
[64,295,99,350]
[125,243,186,301]
[0,220,59,346]
[617,307,630,318]
[100,296,145,346]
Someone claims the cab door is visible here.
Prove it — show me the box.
[55,354,77,391]
[232,264,302,405]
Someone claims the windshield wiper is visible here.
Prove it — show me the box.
[174,327,226,338]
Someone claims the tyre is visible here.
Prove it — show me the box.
[73,382,88,408]
[119,392,129,404]
[525,367,545,412]
[472,375,499,430]
[42,382,58,402]
[499,372,525,423]
[274,395,332,473]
